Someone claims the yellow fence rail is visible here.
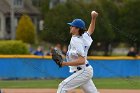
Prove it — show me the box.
[0,55,140,60]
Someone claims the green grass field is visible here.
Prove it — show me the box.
[0,78,140,89]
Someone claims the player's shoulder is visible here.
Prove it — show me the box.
[82,31,91,37]
[71,36,83,44]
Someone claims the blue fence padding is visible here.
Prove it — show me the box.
[0,58,140,79]
[0,58,71,79]
[89,60,140,78]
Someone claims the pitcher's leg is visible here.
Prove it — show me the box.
[57,81,67,93]
[81,79,99,93]
[57,69,90,93]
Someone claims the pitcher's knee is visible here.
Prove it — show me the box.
[58,81,66,89]
[57,81,68,93]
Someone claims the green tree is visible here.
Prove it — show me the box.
[40,0,50,17]
[40,0,88,44]
[89,0,116,55]
[120,0,140,51]
[16,15,36,44]
[39,0,117,55]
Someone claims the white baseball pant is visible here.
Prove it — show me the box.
[57,66,99,93]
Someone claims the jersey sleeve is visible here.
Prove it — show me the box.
[83,32,93,46]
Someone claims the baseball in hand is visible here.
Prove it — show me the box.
[91,11,98,18]
[91,11,96,14]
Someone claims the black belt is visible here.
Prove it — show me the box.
[74,64,89,73]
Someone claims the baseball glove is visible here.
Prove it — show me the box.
[52,49,63,67]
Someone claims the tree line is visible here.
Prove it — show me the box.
[16,0,140,55]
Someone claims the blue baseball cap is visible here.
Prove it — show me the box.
[67,19,86,30]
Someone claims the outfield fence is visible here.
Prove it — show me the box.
[0,55,140,79]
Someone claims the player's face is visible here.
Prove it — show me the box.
[70,26,79,35]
